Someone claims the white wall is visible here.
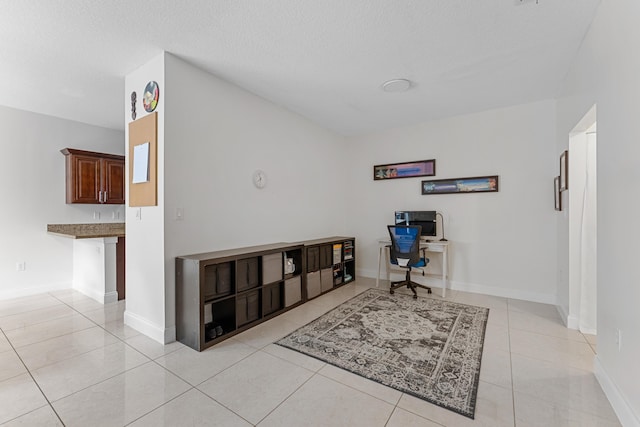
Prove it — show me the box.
[0,106,124,299]
[124,53,347,343]
[346,100,559,303]
[555,0,640,423]
[123,53,167,343]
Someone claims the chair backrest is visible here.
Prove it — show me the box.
[387,225,422,267]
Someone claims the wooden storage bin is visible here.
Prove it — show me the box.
[262,253,283,284]
[306,247,319,272]
[306,271,321,299]
[263,283,282,315]
[284,276,302,307]
[237,290,260,326]
[204,262,232,299]
[320,268,333,293]
[237,257,259,291]
[319,245,333,269]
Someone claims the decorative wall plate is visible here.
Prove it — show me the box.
[143,81,159,112]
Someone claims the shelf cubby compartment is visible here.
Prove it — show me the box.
[263,282,283,316]
[236,289,261,327]
[306,247,320,273]
[319,244,333,269]
[306,271,321,299]
[284,276,302,307]
[262,252,283,285]
[237,257,260,292]
[203,261,234,300]
[284,248,303,279]
[204,297,236,343]
[333,263,343,286]
[343,259,355,284]
[320,268,333,292]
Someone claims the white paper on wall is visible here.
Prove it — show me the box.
[132,142,150,183]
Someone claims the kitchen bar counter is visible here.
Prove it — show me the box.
[47,223,125,239]
[47,223,125,303]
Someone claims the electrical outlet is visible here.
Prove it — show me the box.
[16,262,25,271]
[112,211,120,220]
[93,211,100,220]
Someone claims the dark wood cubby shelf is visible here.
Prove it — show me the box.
[176,236,356,351]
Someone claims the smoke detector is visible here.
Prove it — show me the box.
[381,79,412,93]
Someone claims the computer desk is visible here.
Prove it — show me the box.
[377,239,449,298]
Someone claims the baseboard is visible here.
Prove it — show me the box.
[74,286,117,305]
[0,282,71,300]
[357,267,385,281]
[556,304,580,329]
[447,279,557,305]
[357,269,557,304]
[103,291,118,304]
[124,310,171,345]
[164,325,176,343]
[594,356,640,427]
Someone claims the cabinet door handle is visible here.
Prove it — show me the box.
[98,191,103,203]
[104,191,107,203]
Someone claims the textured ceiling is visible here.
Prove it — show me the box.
[0,0,600,135]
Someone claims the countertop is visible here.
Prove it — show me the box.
[47,223,125,239]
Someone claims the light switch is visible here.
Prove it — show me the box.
[176,208,184,220]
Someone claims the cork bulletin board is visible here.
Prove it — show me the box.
[128,112,157,207]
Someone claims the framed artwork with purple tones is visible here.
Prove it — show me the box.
[373,159,435,180]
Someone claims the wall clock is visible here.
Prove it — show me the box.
[252,170,267,189]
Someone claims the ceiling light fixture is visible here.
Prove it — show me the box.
[381,79,412,93]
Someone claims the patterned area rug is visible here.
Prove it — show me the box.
[276,289,489,419]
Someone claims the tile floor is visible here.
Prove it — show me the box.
[0,278,620,426]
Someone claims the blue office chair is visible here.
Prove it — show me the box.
[387,225,432,299]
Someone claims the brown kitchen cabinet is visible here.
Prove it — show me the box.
[61,148,125,204]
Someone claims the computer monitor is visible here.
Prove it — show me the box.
[394,211,437,238]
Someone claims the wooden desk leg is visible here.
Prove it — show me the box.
[442,246,448,298]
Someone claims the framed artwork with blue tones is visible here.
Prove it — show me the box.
[422,175,499,195]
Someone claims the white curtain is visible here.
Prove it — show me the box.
[579,132,597,334]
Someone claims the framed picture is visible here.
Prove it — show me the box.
[373,159,435,180]
[554,176,562,211]
[421,175,499,195]
[560,150,569,191]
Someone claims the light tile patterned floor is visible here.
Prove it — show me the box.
[0,279,619,426]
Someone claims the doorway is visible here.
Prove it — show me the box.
[568,106,597,334]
